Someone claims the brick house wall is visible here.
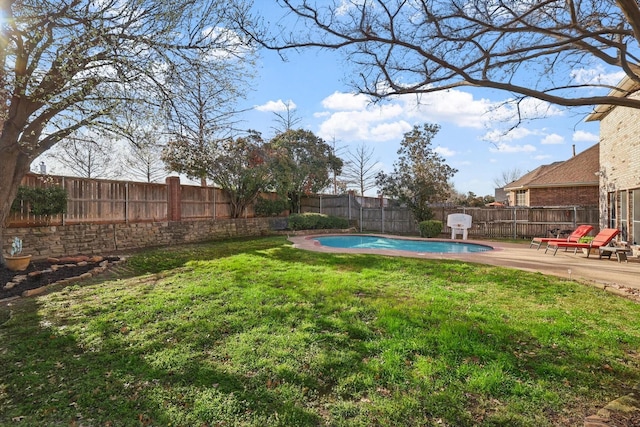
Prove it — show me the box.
[599,98,640,191]
[504,144,599,208]
[596,92,640,244]
[529,186,599,207]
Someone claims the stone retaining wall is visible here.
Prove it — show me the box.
[3,218,277,259]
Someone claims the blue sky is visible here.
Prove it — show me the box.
[34,3,621,197]
[236,42,609,197]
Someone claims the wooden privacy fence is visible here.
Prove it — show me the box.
[431,205,600,239]
[8,177,600,239]
[6,174,271,227]
[301,194,600,239]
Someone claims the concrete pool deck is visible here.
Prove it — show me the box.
[289,234,640,300]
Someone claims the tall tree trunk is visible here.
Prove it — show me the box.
[0,146,32,265]
[229,191,243,219]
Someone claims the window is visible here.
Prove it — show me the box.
[515,190,527,206]
[633,189,640,245]
[620,190,628,241]
[609,192,616,229]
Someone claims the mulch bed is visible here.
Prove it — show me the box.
[1,256,121,301]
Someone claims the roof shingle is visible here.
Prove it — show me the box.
[504,144,599,190]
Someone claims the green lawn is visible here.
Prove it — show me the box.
[1,236,639,426]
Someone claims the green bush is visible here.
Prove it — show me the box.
[254,197,288,217]
[579,236,594,243]
[419,220,443,238]
[11,185,67,217]
[288,213,349,230]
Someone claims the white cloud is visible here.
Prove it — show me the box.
[335,0,365,15]
[541,133,564,145]
[399,88,563,130]
[572,130,599,142]
[435,146,456,157]
[571,65,626,86]
[201,26,252,60]
[489,143,536,153]
[322,92,370,110]
[400,90,495,129]
[255,99,296,113]
[482,127,535,143]
[369,121,412,141]
[317,101,407,142]
[483,98,564,127]
[515,98,564,120]
[315,89,565,146]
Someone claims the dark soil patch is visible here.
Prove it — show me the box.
[1,257,120,300]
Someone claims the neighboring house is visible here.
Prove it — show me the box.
[493,187,509,205]
[503,143,599,208]
[587,79,640,245]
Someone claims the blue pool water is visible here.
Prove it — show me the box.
[314,235,493,254]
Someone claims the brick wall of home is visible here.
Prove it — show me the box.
[3,218,278,259]
[529,186,599,207]
[600,98,640,192]
[599,94,640,240]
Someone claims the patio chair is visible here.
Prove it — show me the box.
[545,228,620,257]
[529,224,594,250]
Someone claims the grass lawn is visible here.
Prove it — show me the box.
[1,236,640,426]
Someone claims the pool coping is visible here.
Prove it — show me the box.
[290,233,498,259]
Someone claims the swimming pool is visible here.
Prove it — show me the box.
[313,235,493,254]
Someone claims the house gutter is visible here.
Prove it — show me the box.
[586,75,640,122]
[505,182,598,191]
[526,182,599,188]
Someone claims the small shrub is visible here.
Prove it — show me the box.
[579,236,594,243]
[288,213,349,230]
[419,220,443,238]
[254,197,288,217]
[11,185,67,217]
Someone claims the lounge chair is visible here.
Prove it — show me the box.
[545,228,620,256]
[529,224,594,250]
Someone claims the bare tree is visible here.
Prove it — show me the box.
[162,49,255,186]
[342,142,379,231]
[271,100,302,134]
[494,168,524,188]
[124,142,167,183]
[242,1,640,112]
[326,136,348,195]
[46,133,121,179]
[119,104,168,183]
[0,0,255,263]
[342,142,379,198]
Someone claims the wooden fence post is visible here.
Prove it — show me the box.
[166,176,182,222]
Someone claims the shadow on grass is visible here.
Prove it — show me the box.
[0,297,322,425]
[2,236,640,425]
